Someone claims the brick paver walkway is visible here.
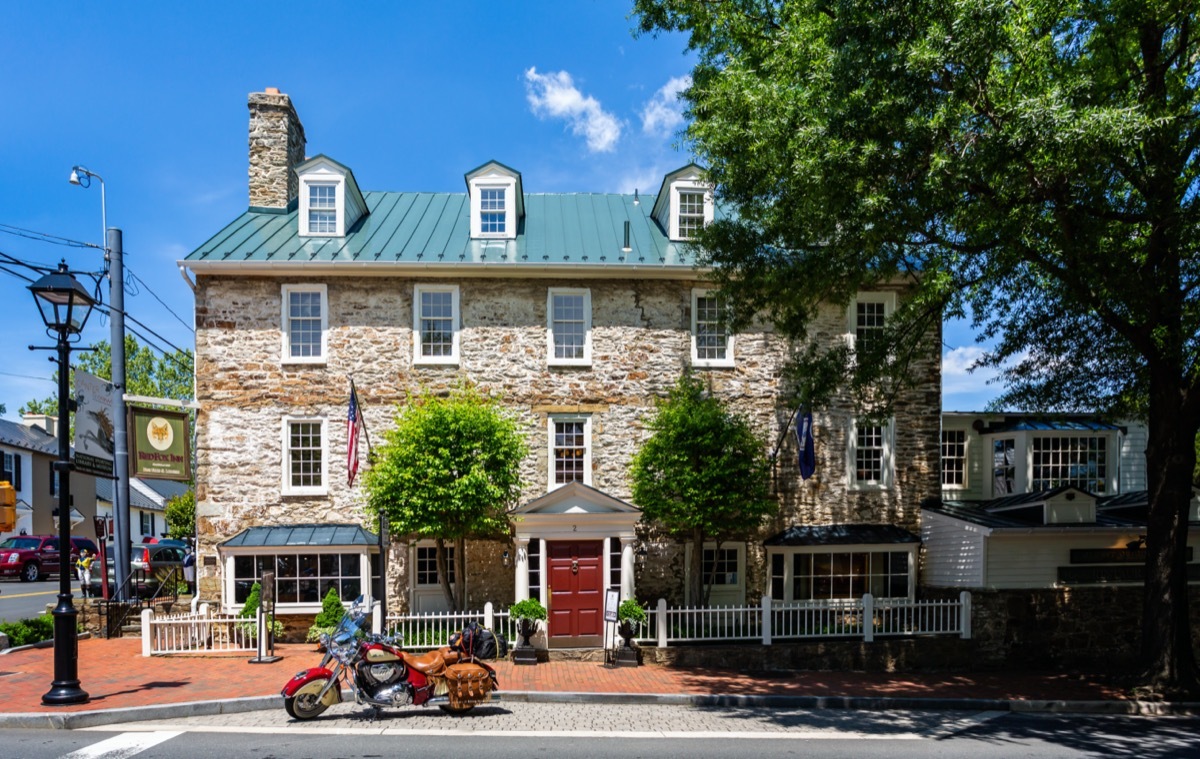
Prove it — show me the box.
[0,636,1129,715]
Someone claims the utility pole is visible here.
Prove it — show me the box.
[108,228,131,601]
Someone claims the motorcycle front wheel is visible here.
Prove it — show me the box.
[285,679,332,720]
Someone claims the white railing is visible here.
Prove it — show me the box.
[384,602,510,651]
[142,603,258,656]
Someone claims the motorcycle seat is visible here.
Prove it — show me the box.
[401,650,447,675]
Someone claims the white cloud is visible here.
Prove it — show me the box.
[524,67,622,153]
[942,345,1004,411]
[640,75,691,137]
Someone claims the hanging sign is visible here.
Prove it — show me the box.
[73,370,116,478]
[127,405,191,481]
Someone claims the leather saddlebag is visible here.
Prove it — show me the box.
[444,662,493,708]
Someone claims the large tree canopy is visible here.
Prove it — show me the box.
[635,0,1199,693]
[363,384,527,611]
[630,373,776,605]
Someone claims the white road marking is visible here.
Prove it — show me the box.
[61,730,182,759]
[85,723,924,740]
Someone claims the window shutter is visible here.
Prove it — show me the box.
[13,453,20,490]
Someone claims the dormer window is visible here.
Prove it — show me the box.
[307,183,337,234]
[651,164,715,242]
[480,188,507,234]
[466,160,523,240]
[295,155,367,238]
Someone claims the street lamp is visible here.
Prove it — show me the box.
[69,166,106,254]
[29,261,95,706]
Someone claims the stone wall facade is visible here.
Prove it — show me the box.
[247,89,305,210]
[193,272,940,616]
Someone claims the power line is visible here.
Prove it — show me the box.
[0,223,97,250]
[126,265,194,334]
[93,303,193,362]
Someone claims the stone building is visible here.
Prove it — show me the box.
[181,88,941,647]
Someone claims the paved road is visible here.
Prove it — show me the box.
[0,578,63,623]
[2,704,1194,758]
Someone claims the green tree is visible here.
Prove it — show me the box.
[629,374,775,605]
[20,336,194,416]
[164,489,195,540]
[635,0,1200,693]
[363,384,528,611]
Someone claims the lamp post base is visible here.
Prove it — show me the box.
[41,598,88,706]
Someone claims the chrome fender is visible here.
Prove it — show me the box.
[281,667,341,704]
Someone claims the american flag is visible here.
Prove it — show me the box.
[347,382,364,486]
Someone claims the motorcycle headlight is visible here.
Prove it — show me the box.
[319,632,331,648]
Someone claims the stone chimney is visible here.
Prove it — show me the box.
[247,87,306,210]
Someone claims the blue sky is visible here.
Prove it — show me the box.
[0,2,998,419]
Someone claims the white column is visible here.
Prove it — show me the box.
[620,536,636,600]
[514,537,530,602]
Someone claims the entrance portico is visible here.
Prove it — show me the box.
[511,482,641,648]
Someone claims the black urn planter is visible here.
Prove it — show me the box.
[512,617,539,666]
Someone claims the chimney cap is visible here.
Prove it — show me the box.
[264,87,281,94]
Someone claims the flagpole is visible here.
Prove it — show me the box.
[350,378,372,457]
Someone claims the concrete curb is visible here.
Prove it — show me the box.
[1,691,1198,729]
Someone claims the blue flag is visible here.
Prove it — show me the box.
[796,411,816,480]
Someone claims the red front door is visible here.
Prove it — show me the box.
[547,540,604,647]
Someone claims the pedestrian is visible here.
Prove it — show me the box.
[76,549,94,599]
[183,546,196,595]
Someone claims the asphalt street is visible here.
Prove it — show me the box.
[0,578,61,623]
[2,706,1198,758]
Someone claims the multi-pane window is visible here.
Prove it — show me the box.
[283,285,325,362]
[855,301,887,356]
[480,188,506,234]
[551,418,589,487]
[788,551,910,600]
[608,537,622,591]
[702,548,739,586]
[1032,436,1107,493]
[233,552,363,605]
[993,438,1016,495]
[415,545,455,586]
[692,292,731,365]
[414,286,459,363]
[678,191,705,239]
[527,539,542,603]
[139,511,154,537]
[285,420,324,493]
[1,451,19,490]
[308,183,337,234]
[549,290,589,363]
[941,429,967,487]
[854,423,886,485]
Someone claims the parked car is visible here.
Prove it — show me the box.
[89,542,187,597]
[0,535,98,582]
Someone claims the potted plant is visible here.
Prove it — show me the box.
[508,597,546,665]
[306,587,345,648]
[616,599,646,649]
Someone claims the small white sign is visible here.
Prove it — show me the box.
[604,588,619,623]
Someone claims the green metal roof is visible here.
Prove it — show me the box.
[221,523,378,548]
[185,190,709,271]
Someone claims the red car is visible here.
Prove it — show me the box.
[0,535,98,582]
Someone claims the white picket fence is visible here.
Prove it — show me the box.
[142,600,258,655]
[143,592,971,655]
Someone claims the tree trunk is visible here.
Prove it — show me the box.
[689,527,704,606]
[1140,369,1200,695]
[453,536,467,610]
[435,537,456,611]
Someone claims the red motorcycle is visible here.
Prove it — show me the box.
[281,599,499,720]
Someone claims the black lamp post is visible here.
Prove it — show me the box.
[29,261,95,706]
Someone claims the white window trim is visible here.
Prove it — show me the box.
[683,542,746,605]
[299,177,345,237]
[941,428,969,491]
[546,288,592,367]
[766,544,918,602]
[412,284,461,365]
[280,284,328,365]
[547,415,592,490]
[690,288,735,368]
[222,548,373,615]
[669,181,714,242]
[845,291,897,352]
[470,178,517,239]
[847,417,895,490]
[281,416,329,496]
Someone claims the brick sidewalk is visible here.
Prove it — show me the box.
[0,636,1129,715]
